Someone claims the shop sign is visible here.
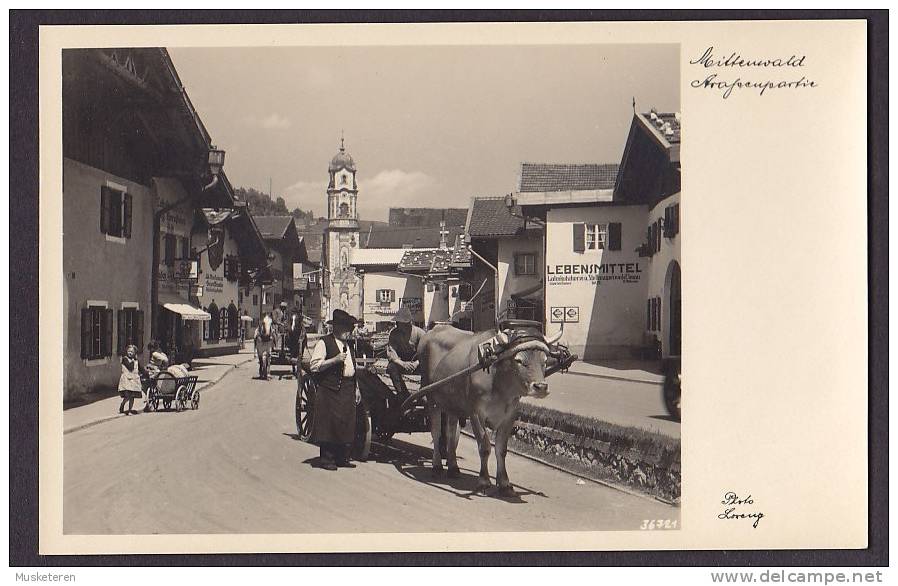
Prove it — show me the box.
[547,261,642,286]
[400,297,422,312]
[366,303,397,316]
[205,274,224,294]
[175,260,198,280]
[550,306,579,323]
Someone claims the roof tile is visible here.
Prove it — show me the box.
[519,163,619,192]
[466,197,525,238]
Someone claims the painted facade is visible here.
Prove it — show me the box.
[322,140,363,321]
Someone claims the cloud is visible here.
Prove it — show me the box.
[243,113,292,130]
[283,179,325,216]
[282,169,441,222]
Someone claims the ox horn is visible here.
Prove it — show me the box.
[545,329,564,346]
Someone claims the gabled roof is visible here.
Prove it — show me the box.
[350,248,430,269]
[466,197,526,238]
[253,215,295,240]
[613,110,682,206]
[363,225,466,249]
[397,238,472,275]
[637,110,681,146]
[519,163,619,193]
[388,208,469,228]
[252,215,306,262]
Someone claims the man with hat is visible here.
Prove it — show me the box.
[308,309,361,470]
[386,306,426,403]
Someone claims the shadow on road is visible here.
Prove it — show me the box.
[648,414,680,423]
[378,439,548,503]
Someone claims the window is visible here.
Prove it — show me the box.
[81,304,113,360]
[339,202,349,217]
[664,203,680,238]
[180,237,190,261]
[340,174,348,185]
[163,234,177,266]
[514,253,537,276]
[207,302,220,342]
[573,222,621,252]
[100,186,132,239]
[252,294,259,306]
[219,307,229,341]
[646,297,662,331]
[262,291,270,306]
[117,307,144,355]
[376,289,395,304]
[227,304,239,340]
[586,224,607,250]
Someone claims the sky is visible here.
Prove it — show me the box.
[169,44,679,222]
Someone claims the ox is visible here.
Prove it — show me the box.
[409,323,564,497]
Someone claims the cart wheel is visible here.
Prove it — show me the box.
[353,404,372,462]
[191,389,200,410]
[176,385,188,412]
[295,376,315,441]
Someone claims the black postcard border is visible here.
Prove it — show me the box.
[9,9,888,568]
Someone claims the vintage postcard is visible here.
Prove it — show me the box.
[37,19,868,554]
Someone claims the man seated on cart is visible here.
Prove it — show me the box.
[385,307,426,405]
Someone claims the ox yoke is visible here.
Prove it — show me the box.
[417,325,529,428]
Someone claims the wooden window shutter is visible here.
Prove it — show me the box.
[390,290,396,302]
[81,308,92,358]
[572,223,585,253]
[122,193,133,238]
[657,296,663,331]
[100,186,110,234]
[117,309,126,355]
[103,308,114,357]
[608,222,622,251]
[646,299,651,330]
[136,310,145,352]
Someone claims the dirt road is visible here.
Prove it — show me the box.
[64,361,678,534]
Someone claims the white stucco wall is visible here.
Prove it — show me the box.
[497,234,543,318]
[544,204,649,360]
[646,192,681,357]
[360,271,424,331]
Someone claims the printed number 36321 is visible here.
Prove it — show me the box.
[640,519,677,530]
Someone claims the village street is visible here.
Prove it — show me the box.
[63,360,677,535]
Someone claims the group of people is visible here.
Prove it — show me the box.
[116,340,189,415]
[305,306,425,471]
[253,301,307,380]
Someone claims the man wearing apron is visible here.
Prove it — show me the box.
[308,309,360,470]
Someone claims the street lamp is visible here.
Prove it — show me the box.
[208,145,225,177]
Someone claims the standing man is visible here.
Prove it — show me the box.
[386,307,426,404]
[308,309,361,470]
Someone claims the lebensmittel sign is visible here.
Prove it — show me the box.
[547,261,642,286]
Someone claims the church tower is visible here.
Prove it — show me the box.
[323,137,362,319]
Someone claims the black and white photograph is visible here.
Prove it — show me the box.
[23,16,878,563]
[59,42,682,536]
